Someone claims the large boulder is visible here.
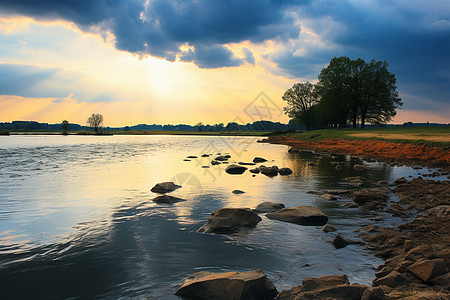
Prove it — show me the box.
[253,202,285,213]
[198,208,262,234]
[302,274,350,291]
[278,274,368,300]
[360,286,386,300]
[151,182,182,194]
[408,258,448,282]
[266,206,328,226]
[372,271,408,287]
[152,195,186,204]
[225,164,248,175]
[253,157,268,163]
[175,269,278,300]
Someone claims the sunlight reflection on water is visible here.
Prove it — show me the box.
[0,135,428,299]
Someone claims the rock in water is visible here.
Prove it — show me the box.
[331,234,363,249]
[211,160,221,165]
[215,155,229,161]
[321,194,337,201]
[279,167,293,175]
[152,195,186,204]
[225,164,247,175]
[259,166,279,176]
[150,182,182,194]
[253,202,285,213]
[198,208,262,234]
[322,224,337,233]
[249,168,260,174]
[253,157,267,163]
[238,162,256,166]
[175,270,278,300]
[232,190,245,194]
[266,206,328,226]
[186,155,198,158]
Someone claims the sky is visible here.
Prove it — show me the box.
[0,0,449,126]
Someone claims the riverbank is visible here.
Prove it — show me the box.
[265,135,449,299]
[266,135,450,170]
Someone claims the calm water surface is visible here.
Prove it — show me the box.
[0,135,426,299]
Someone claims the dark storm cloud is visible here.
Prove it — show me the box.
[1,0,449,111]
[270,1,450,110]
[0,0,305,66]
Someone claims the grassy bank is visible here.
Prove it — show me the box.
[279,127,450,148]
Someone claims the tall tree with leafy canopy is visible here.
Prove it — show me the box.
[358,59,402,128]
[317,57,401,128]
[282,82,319,130]
[316,56,352,128]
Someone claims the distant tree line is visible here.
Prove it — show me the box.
[0,120,298,132]
[0,121,85,132]
[283,56,403,130]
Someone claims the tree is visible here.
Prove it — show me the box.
[87,113,104,134]
[196,122,203,132]
[358,59,402,128]
[316,56,352,128]
[317,56,402,128]
[282,82,319,130]
[61,120,69,135]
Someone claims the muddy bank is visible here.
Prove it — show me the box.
[357,178,450,299]
[266,136,450,170]
[263,136,450,299]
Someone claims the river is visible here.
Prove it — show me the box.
[0,135,423,299]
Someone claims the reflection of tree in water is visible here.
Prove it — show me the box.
[278,150,393,190]
[313,155,393,190]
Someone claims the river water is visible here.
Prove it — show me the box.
[0,135,424,299]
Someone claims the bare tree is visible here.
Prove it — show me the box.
[87,113,104,134]
[196,122,203,132]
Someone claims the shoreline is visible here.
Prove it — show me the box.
[266,135,450,170]
[266,135,449,299]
